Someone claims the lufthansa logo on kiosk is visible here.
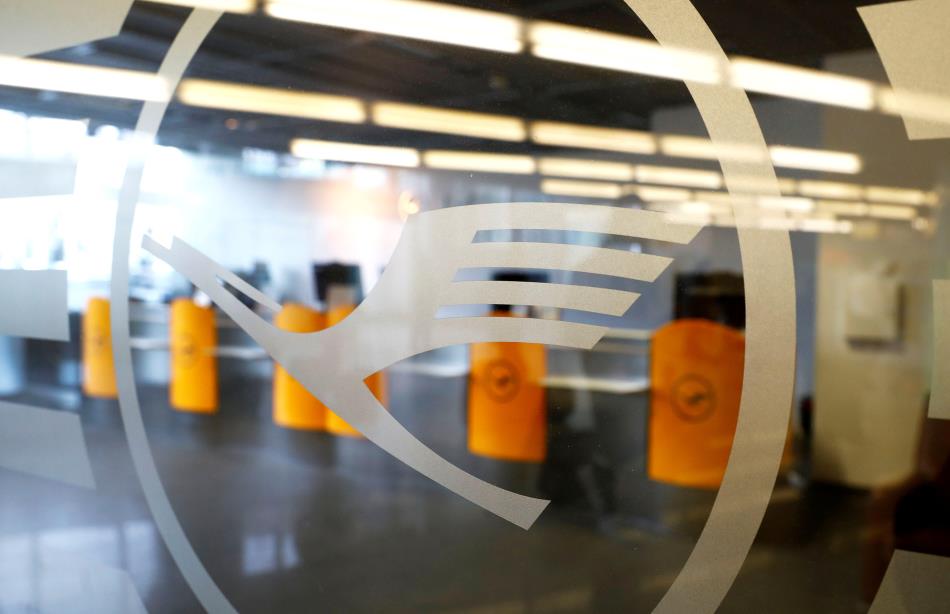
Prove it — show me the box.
[671,373,716,422]
[483,358,521,403]
[173,333,200,369]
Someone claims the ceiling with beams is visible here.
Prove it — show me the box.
[1,0,894,158]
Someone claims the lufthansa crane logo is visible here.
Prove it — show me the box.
[89,1,798,612]
[142,203,703,529]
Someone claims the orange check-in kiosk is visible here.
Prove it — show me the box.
[648,319,744,488]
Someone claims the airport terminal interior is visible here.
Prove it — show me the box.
[2,0,950,612]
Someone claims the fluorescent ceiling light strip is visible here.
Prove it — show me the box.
[660,202,733,220]
[864,186,934,206]
[697,212,853,234]
[692,191,753,206]
[730,58,876,111]
[540,179,621,199]
[659,135,719,160]
[423,151,536,174]
[150,0,256,12]
[290,138,420,167]
[537,157,634,181]
[789,210,834,222]
[635,165,722,190]
[797,180,863,200]
[371,102,526,141]
[868,204,917,220]
[662,135,859,174]
[757,196,815,212]
[815,200,870,216]
[0,56,170,101]
[799,218,853,234]
[178,79,366,123]
[660,135,765,163]
[679,201,720,216]
[631,186,693,202]
[768,145,862,174]
[727,175,797,195]
[757,216,798,231]
[530,121,657,155]
[528,21,720,84]
[265,0,523,53]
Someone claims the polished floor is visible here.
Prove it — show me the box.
[0,370,871,613]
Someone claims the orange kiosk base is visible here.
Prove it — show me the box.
[82,297,118,398]
[273,304,328,430]
[169,298,218,413]
[468,313,546,462]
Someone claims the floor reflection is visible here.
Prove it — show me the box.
[241,531,300,577]
[0,522,154,613]
[0,373,872,613]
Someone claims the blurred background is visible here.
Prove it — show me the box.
[1,0,950,612]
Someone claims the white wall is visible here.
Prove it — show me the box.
[812,50,950,487]
[813,228,931,486]
[137,156,406,305]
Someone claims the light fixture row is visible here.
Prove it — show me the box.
[0,59,920,204]
[289,138,734,190]
[538,178,927,227]
[290,138,936,208]
[177,79,862,174]
[152,0,946,126]
[0,60,863,175]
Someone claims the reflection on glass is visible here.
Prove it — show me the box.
[0,0,948,612]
